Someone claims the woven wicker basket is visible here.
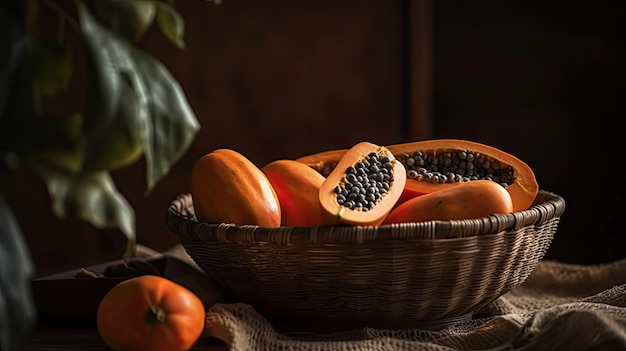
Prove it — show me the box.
[166,190,565,332]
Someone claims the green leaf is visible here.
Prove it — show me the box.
[155,2,186,49]
[78,3,148,172]
[78,2,199,193]
[29,158,135,248]
[0,195,36,351]
[78,3,122,146]
[91,0,156,42]
[131,47,200,193]
[80,74,148,171]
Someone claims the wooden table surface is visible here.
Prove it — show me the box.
[18,321,229,351]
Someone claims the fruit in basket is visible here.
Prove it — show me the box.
[395,178,463,207]
[388,139,537,212]
[297,139,538,212]
[191,149,281,227]
[96,275,205,351]
[383,179,513,224]
[319,141,406,226]
[262,159,333,227]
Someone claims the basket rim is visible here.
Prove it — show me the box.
[166,190,564,244]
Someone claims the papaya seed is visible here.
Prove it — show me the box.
[398,150,515,188]
[334,152,394,211]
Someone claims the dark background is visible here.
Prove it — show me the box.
[9,1,624,277]
[431,2,625,264]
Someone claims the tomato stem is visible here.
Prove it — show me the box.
[145,305,166,325]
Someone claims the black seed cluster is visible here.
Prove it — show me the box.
[396,150,515,187]
[333,152,394,211]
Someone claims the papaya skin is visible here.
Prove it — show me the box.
[297,139,539,212]
[383,180,513,224]
[191,149,281,227]
[319,142,406,226]
[395,179,463,207]
[261,159,335,227]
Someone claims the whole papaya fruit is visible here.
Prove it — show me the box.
[383,180,513,224]
[191,149,281,227]
[261,159,333,227]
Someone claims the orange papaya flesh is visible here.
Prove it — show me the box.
[318,142,406,226]
[296,152,439,207]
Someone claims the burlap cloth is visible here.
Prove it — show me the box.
[161,245,626,350]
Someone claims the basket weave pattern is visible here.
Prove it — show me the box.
[166,190,564,331]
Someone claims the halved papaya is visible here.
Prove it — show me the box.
[297,139,538,212]
[318,142,406,226]
[387,139,538,212]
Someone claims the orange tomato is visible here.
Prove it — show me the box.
[97,275,205,351]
